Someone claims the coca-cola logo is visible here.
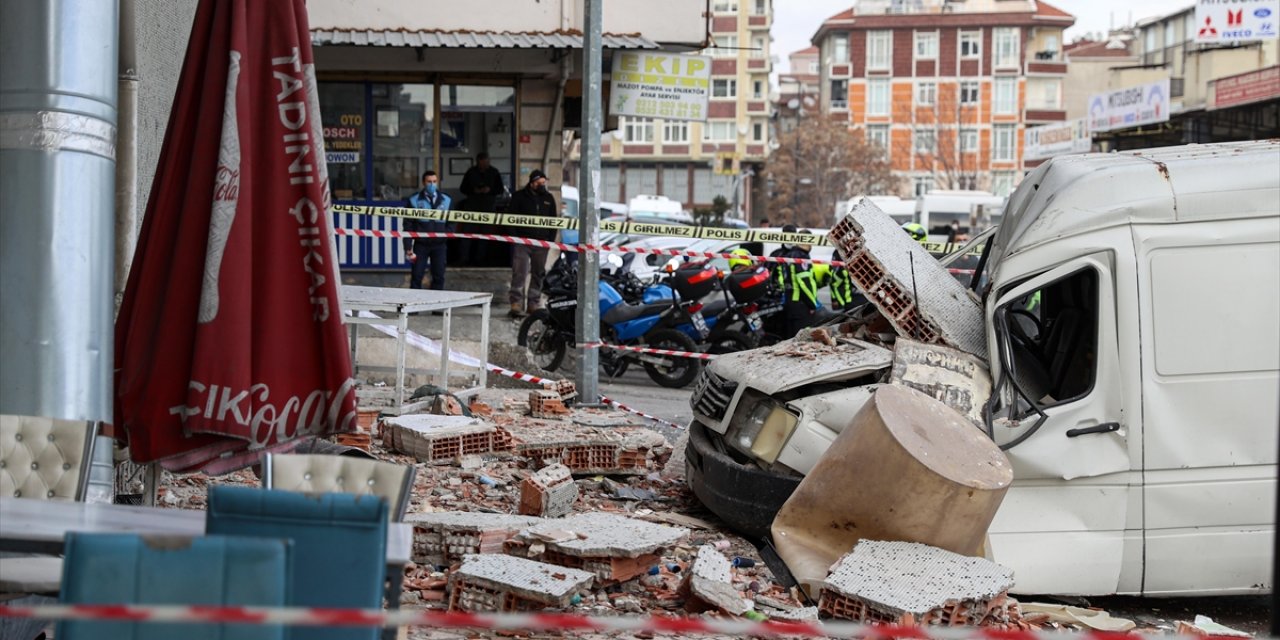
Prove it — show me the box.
[169,378,358,447]
[214,165,240,202]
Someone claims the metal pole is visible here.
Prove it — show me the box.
[575,0,603,404]
[0,0,118,422]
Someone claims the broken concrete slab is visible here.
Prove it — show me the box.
[448,554,594,612]
[819,540,1015,625]
[406,511,545,566]
[519,463,579,518]
[509,422,669,475]
[520,512,688,559]
[829,196,986,356]
[383,414,511,462]
[682,545,753,616]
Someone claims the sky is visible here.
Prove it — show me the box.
[771,0,1193,75]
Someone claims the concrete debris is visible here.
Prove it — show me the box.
[519,463,579,518]
[406,511,545,566]
[383,414,511,462]
[448,554,594,612]
[830,197,986,356]
[1176,616,1252,638]
[507,420,669,475]
[529,389,572,418]
[682,545,753,616]
[551,379,578,403]
[467,399,493,416]
[819,540,1015,626]
[430,393,465,416]
[520,513,688,559]
[765,606,821,622]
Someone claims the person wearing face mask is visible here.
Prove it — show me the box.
[402,170,453,290]
[506,169,558,318]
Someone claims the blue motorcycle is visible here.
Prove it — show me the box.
[517,255,703,388]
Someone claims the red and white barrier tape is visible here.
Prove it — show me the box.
[598,395,685,430]
[0,604,1250,640]
[581,341,717,361]
[337,228,977,275]
[486,362,558,388]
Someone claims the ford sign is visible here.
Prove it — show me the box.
[1255,7,1272,17]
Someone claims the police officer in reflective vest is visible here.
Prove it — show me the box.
[814,262,857,311]
[773,226,820,337]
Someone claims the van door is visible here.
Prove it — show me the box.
[983,252,1139,595]
[1137,228,1279,594]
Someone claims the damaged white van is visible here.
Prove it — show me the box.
[685,141,1280,596]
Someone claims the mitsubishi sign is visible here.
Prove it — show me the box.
[1088,79,1171,133]
[1195,0,1280,43]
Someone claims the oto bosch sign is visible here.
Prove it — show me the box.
[1196,0,1279,43]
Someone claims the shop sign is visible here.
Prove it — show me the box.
[1195,0,1279,43]
[1087,79,1170,133]
[1210,65,1280,109]
[609,52,710,122]
[1024,119,1090,160]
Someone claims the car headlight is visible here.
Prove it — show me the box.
[729,394,800,464]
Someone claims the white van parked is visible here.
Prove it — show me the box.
[916,189,1005,240]
[685,141,1280,596]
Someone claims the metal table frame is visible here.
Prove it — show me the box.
[341,286,492,413]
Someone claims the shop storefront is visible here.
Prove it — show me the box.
[320,79,519,268]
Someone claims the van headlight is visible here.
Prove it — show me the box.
[729,393,800,464]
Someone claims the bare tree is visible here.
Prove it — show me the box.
[894,82,981,193]
[766,118,899,228]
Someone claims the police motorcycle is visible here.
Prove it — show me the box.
[516,254,704,388]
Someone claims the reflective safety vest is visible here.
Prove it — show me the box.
[829,267,854,308]
[780,265,819,307]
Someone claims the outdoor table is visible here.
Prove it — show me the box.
[341,285,492,414]
[0,497,413,636]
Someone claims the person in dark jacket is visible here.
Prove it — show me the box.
[403,170,452,290]
[459,152,504,212]
[506,169,557,318]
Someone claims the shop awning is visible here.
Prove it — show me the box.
[311,29,659,49]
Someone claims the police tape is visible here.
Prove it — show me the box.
[334,228,976,275]
[580,341,717,361]
[331,202,834,247]
[0,603,1247,640]
[598,395,684,430]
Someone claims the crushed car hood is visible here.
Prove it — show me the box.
[707,337,893,395]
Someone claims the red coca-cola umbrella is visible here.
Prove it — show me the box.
[115,0,355,474]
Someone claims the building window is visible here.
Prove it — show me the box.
[713,0,738,13]
[994,27,1020,68]
[914,128,936,154]
[753,80,764,99]
[993,77,1017,115]
[915,31,938,60]
[959,128,978,152]
[713,79,737,98]
[960,81,980,105]
[1040,80,1060,110]
[832,33,850,63]
[752,122,765,141]
[867,30,892,70]
[913,175,934,197]
[710,35,738,58]
[960,30,981,58]
[622,117,654,143]
[703,120,736,141]
[752,36,767,59]
[753,0,767,15]
[867,125,889,153]
[915,81,936,107]
[809,60,818,73]
[1186,14,1196,42]
[992,171,1015,196]
[831,79,849,110]
[663,121,689,143]
[867,78,890,116]
[992,124,1015,162]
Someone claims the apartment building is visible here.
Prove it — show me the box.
[812,0,1074,197]
[597,0,773,214]
[776,47,821,133]
[1062,32,1138,122]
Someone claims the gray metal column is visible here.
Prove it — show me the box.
[575,0,603,403]
[0,0,119,422]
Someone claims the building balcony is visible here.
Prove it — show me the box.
[747,58,770,71]
[748,14,771,29]
[1027,61,1068,74]
[1025,108,1067,122]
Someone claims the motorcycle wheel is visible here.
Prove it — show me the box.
[642,329,701,388]
[707,330,754,355]
[517,311,567,372]
[602,351,630,378]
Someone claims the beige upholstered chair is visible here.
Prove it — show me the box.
[262,453,416,521]
[0,415,97,502]
[0,415,98,597]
